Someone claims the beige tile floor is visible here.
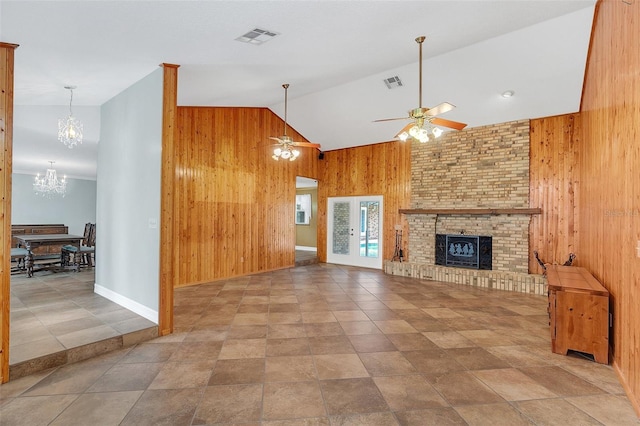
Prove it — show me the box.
[8,268,157,378]
[1,263,639,425]
[295,249,318,266]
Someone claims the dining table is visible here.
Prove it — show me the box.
[14,233,84,277]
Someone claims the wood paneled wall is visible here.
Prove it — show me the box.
[529,113,581,274]
[579,0,640,414]
[174,107,319,286]
[317,142,412,262]
[0,42,18,383]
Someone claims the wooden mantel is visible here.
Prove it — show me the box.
[399,208,542,215]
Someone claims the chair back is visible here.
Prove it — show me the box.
[82,223,92,243]
[80,222,95,247]
[86,223,96,247]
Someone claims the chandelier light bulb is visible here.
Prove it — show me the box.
[409,125,420,137]
[432,127,443,138]
[397,132,409,142]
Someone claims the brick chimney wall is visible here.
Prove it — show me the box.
[407,119,531,273]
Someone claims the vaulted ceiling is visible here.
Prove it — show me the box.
[1,0,596,179]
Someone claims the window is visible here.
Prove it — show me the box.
[295,193,311,225]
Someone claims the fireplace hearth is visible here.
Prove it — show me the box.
[436,234,492,270]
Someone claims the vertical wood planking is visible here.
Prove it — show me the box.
[0,42,18,383]
[529,113,580,274]
[173,107,319,286]
[158,63,179,336]
[318,141,412,262]
[579,0,640,415]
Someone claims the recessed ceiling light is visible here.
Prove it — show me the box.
[501,90,515,98]
[235,28,279,45]
[384,76,403,89]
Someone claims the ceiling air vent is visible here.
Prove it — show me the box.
[235,28,279,45]
[384,76,403,89]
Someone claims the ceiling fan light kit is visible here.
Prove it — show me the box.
[375,36,467,143]
[270,83,321,161]
[272,146,300,161]
[58,85,84,148]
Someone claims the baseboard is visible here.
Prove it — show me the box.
[613,359,640,418]
[94,283,158,324]
[295,246,317,251]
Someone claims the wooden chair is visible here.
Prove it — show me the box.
[61,223,96,267]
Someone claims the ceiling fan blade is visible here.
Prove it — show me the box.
[394,122,414,139]
[425,102,456,117]
[373,117,410,123]
[270,137,283,143]
[431,117,467,131]
[292,142,321,149]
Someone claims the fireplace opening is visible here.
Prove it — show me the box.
[435,234,492,270]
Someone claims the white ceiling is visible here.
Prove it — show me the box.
[1,0,596,180]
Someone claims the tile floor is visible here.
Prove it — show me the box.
[295,249,318,266]
[2,263,639,425]
[9,268,157,378]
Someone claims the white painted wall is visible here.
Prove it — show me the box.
[95,68,162,322]
[11,173,97,236]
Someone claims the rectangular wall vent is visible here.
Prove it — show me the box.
[236,28,279,45]
[384,76,403,89]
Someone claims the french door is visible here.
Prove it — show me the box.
[327,196,383,269]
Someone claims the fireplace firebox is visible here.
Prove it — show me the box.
[435,234,492,270]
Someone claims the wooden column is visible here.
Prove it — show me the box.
[0,42,18,383]
[158,63,179,336]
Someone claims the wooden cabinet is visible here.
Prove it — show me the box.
[547,265,609,364]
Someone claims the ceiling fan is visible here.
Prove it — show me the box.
[375,36,467,143]
[270,83,321,161]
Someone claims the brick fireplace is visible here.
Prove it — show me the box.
[385,119,547,295]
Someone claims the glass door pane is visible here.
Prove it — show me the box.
[332,202,350,255]
[359,201,380,258]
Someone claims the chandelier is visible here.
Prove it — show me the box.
[58,85,83,148]
[33,161,67,197]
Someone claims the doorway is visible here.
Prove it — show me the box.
[327,195,383,269]
[295,176,318,266]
